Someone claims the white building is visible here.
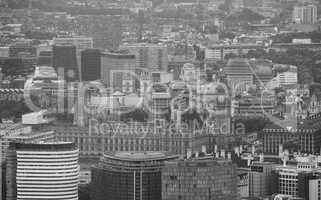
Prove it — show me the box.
[293,5,318,24]
[205,47,221,61]
[6,142,79,200]
[309,179,321,200]
[274,162,320,198]
[120,43,169,71]
[22,110,55,125]
[0,123,55,199]
[276,71,298,86]
[180,63,197,82]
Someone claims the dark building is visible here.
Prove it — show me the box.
[9,42,37,57]
[101,51,135,91]
[90,152,179,200]
[10,78,25,89]
[248,161,274,198]
[0,57,36,77]
[81,49,101,81]
[52,44,79,81]
[37,51,53,66]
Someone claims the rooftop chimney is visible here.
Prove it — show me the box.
[187,149,192,159]
[278,144,283,157]
[227,152,231,160]
[259,153,264,163]
[201,145,206,154]
[176,110,182,128]
[234,146,240,156]
[221,149,225,158]
[251,145,255,155]
[215,152,219,158]
[282,150,289,167]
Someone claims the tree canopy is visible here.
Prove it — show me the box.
[226,8,265,22]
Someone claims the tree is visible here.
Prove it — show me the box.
[6,0,28,9]
[226,8,265,22]
[245,48,267,59]
[235,116,269,133]
[244,48,321,84]
[219,32,235,40]
[181,108,204,125]
[218,0,232,13]
[224,53,238,60]
[120,108,149,122]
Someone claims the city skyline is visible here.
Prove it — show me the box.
[1,0,321,200]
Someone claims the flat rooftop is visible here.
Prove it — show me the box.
[104,151,179,162]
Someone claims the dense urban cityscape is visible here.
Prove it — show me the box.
[1,0,321,200]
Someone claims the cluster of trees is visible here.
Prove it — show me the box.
[235,116,269,133]
[243,48,321,85]
[120,108,149,122]
[0,101,30,122]
[24,31,57,40]
[119,107,208,125]
[5,0,29,9]
[5,0,65,10]
[1,58,35,77]
[271,31,321,43]
[181,108,206,125]
[226,8,265,23]
[219,31,235,40]
[153,8,194,20]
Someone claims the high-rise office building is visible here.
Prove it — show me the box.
[101,51,136,91]
[309,178,321,200]
[149,83,171,120]
[249,161,274,198]
[162,154,238,200]
[272,162,321,200]
[53,37,93,79]
[5,142,79,200]
[52,44,79,81]
[120,43,168,71]
[293,5,318,24]
[90,152,179,200]
[0,124,55,200]
[0,124,55,163]
[81,49,101,81]
[37,51,52,66]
